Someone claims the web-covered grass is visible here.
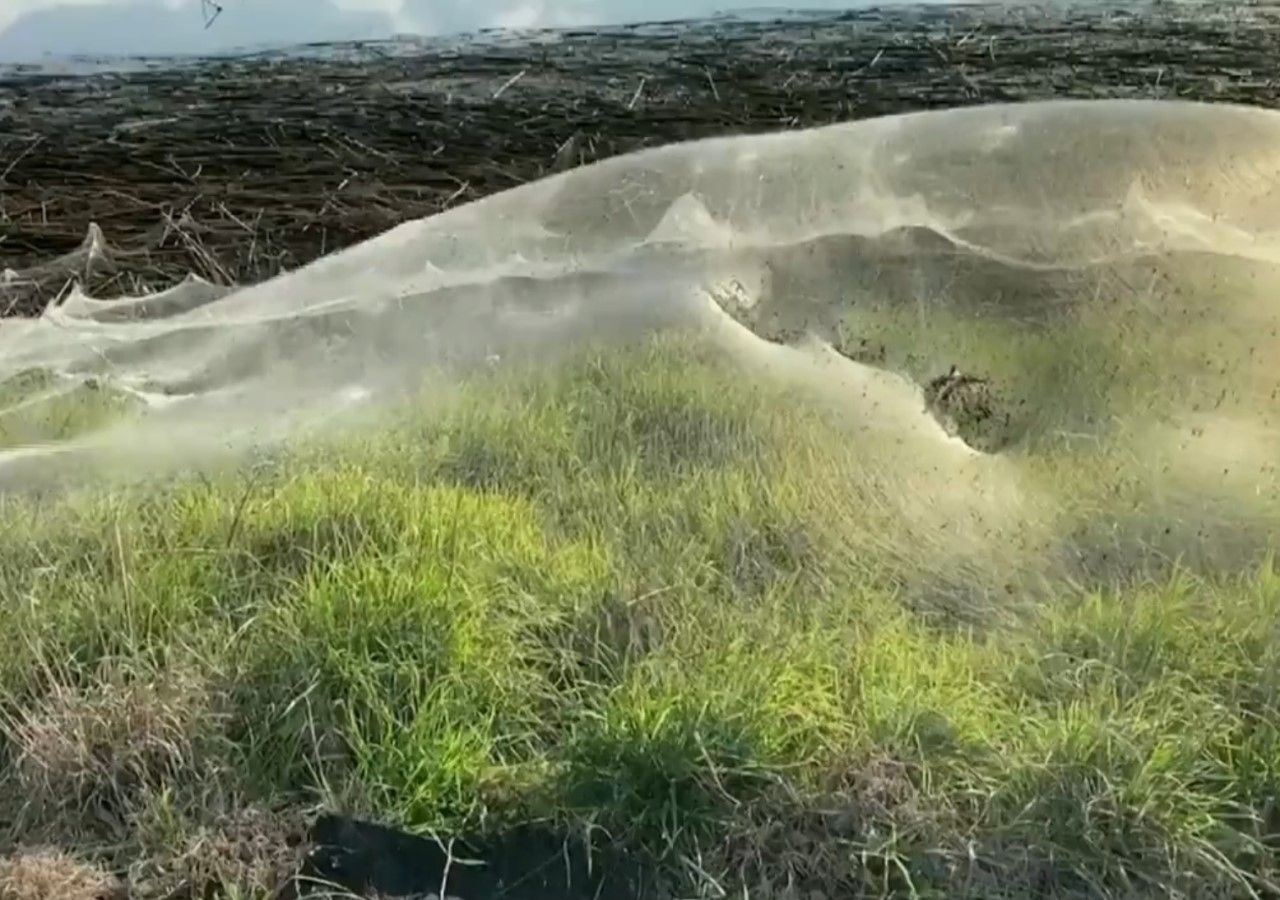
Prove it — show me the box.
[0,334,1276,898]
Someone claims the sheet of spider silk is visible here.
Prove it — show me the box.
[0,98,1275,594]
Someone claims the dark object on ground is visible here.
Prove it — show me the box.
[924,364,1013,452]
[282,813,656,899]
[4,1,1280,316]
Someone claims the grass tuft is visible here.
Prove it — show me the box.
[0,848,121,900]
[2,662,224,840]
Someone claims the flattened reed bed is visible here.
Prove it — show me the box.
[4,1,1280,314]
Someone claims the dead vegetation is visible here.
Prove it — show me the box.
[0,848,122,900]
[0,673,307,898]
[0,663,261,899]
[3,664,222,835]
[4,1,1280,315]
[128,806,309,900]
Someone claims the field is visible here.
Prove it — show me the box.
[6,0,1280,312]
[0,332,1275,899]
[3,3,1280,899]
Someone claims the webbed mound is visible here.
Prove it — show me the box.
[0,98,1276,587]
[0,367,146,450]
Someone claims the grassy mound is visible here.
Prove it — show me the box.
[0,369,144,450]
[0,334,1276,898]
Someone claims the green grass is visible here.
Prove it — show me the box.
[833,295,1253,454]
[0,368,143,450]
[0,333,1276,899]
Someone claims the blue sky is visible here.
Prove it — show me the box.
[0,0,900,62]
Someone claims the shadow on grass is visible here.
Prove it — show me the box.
[286,814,657,899]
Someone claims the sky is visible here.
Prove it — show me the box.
[0,0,893,62]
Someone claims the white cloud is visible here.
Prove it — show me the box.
[491,2,546,29]
[0,0,115,31]
[331,0,426,30]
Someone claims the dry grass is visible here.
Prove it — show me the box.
[2,663,224,837]
[129,806,309,900]
[0,848,121,900]
[4,2,1280,316]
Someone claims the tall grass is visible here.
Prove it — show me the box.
[0,333,1275,898]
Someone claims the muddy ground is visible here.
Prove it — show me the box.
[3,1,1280,315]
